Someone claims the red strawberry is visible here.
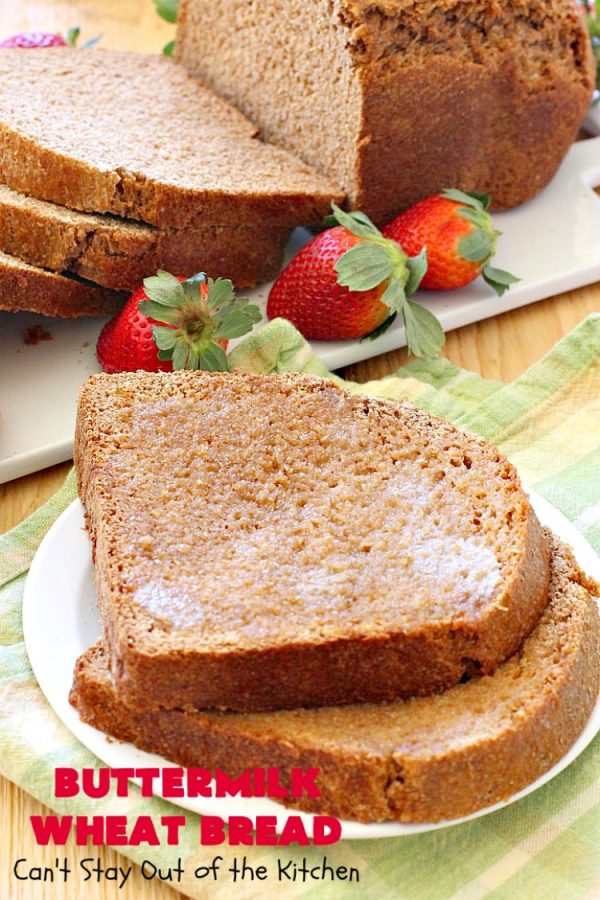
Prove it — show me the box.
[0,32,67,48]
[0,27,100,49]
[268,227,390,339]
[268,203,444,357]
[383,190,518,296]
[97,271,261,374]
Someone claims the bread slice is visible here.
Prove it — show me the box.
[0,250,123,317]
[0,49,343,229]
[74,370,551,713]
[70,536,600,824]
[176,0,594,222]
[0,184,289,290]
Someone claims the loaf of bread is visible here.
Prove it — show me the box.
[74,370,551,713]
[176,0,594,223]
[70,536,600,824]
[0,184,289,290]
[0,250,123,317]
[0,49,343,229]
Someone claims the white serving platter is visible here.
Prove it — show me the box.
[3,137,600,483]
[22,491,600,840]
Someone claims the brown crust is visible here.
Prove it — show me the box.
[70,536,600,823]
[74,371,551,712]
[354,42,595,221]
[0,186,290,290]
[0,251,124,317]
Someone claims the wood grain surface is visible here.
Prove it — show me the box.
[1,1,599,898]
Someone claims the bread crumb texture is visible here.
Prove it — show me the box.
[0,49,343,228]
[75,371,551,711]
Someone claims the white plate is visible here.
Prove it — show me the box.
[22,491,600,840]
[584,95,600,136]
[3,137,600,483]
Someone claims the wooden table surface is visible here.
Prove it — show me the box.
[1,1,599,898]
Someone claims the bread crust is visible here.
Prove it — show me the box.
[0,185,290,290]
[0,251,123,317]
[74,371,551,712]
[70,536,600,823]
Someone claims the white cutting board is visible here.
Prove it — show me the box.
[2,136,600,484]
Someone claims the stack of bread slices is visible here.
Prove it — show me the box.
[70,370,600,824]
[1,0,593,320]
[0,48,342,318]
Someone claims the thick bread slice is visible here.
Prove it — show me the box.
[0,49,343,229]
[70,537,600,824]
[74,370,551,713]
[0,184,289,290]
[0,250,123,317]
[176,0,594,222]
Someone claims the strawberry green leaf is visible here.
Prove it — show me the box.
[323,209,377,230]
[154,0,179,24]
[380,277,406,314]
[163,39,176,56]
[458,228,492,263]
[199,343,229,372]
[329,202,382,239]
[157,348,172,361]
[402,300,445,358]
[143,270,185,307]
[455,206,486,227]
[360,313,398,342]
[215,304,262,339]
[335,242,393,291]
[206,278,235,310]
[82,33,103,48]
[66,26,80,46]
[482,265,520,296]
[442,188,490,211]
[152,325,177,350]
[405,248,428,298]
[171,342,189,370]
[187,348,200,369]
[138,299,179,324]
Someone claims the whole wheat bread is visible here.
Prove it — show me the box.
[0,250,123,317]
[0,184,289,290]
[0,49,343,229]
[74,370,551,713]
[176,0,594,223]
[70,536,600,824]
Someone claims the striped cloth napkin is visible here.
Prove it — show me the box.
[1,314,600,899]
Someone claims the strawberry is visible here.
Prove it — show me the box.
[267,203,444,357]
[383,190,518,296]
[97,270,261,374]
[0,27,100,49]
[0,32,67,48]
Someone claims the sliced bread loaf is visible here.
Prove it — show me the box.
[74,370,551,713]
[0,250,123,317]
[176,0,594,222]
[70,536,600,824]
[0,49,343,229]
[0,184,289,290]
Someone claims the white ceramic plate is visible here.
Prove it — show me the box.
[3,137,600,483]
[22,491,600,840]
